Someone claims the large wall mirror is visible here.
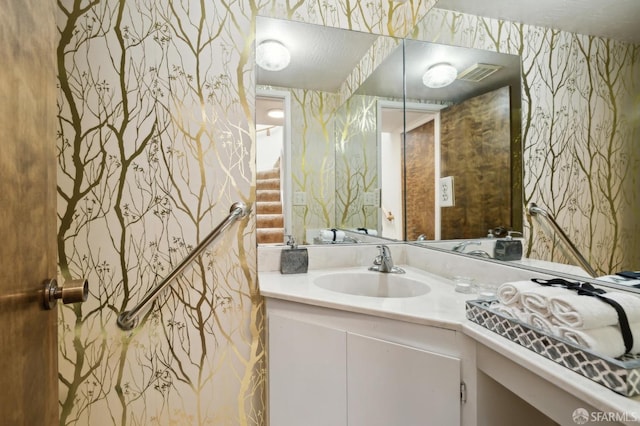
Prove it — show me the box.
[256,15,522,245]
[255,12,640,293]
[355,39,522,242]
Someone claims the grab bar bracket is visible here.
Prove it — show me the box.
[528,203,597,278]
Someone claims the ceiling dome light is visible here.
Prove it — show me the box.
[422,63,458,88]
[256,40,291,71]
[267,108,285,119]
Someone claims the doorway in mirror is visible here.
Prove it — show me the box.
[256,95,288,244]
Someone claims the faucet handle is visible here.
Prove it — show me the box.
[285,235,297,249]
[372,245,387,266]
[377,244,390,256]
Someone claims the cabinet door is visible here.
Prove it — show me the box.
[347,333,461,426]
[268,314,347,426]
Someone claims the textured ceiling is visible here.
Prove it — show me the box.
[355,40,521,104]
[436,0,640,43]
[256,16,378,93]
[255,3,638,123]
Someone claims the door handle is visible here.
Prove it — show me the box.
[43,278,88,310]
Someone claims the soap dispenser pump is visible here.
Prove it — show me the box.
[280,235,309,274]
[494,231,523,261]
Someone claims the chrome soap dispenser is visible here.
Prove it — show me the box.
[280,235,308,274]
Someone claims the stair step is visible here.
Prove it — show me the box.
[257,189,281,202]
[257,214,284,228]
[257,168,280,180]
[257,201,282,214]
[257,228,285,244]
[256,177,280,190]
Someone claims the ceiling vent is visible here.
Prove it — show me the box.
[457,63,502,82]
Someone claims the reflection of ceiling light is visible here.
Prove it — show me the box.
[422,63,458,88]
[256,40,291,71]
[267,108,284,119]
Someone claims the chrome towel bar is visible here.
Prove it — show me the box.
[528,202,597,278]
[117,201,250,330]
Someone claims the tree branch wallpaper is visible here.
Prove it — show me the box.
[55,0,432,424]
[55,1,637,425]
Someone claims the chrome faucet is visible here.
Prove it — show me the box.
[452,241,481,253]
[466,249,492,258]
[369,245,405,274]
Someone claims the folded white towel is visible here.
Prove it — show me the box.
[556,323,640,358]
[527,311,558,334]
[520,286,573,317]
[496,281,541,307]
[319,229,345,242]
[549,291,640,329]
[492,304,529,322]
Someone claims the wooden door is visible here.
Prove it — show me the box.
[0,0,59,424]
[403,120,436,240]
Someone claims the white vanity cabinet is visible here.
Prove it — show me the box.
[347,332,461,426]
[268,314,347,426]
[266,299,463,426]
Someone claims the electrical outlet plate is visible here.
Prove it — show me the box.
[440,176,455,207]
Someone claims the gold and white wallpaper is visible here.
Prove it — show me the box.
[55,0,432,424]
[335,94,379,230]
[56,0,637,424]
[289,87,340,244]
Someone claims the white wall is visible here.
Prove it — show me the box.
[257,125,283,172]
[381,131,403,239]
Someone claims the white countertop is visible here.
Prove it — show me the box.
[259,265,476,330]
[258,263,640,421]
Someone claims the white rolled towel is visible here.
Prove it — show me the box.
[520,286,573,317]
[492,304,529,322]
[549,291,640,329]
[496,281,541,307]
[556,323,640,358]
[319,229,345,242]
[527,311,558,334]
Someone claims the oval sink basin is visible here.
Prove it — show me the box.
[313,271,430,298]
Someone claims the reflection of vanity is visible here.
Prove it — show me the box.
[258,244,640,426]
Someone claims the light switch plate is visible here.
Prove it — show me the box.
[293,191,306,205]
[364,192,376,206]
[440,176,455,207]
